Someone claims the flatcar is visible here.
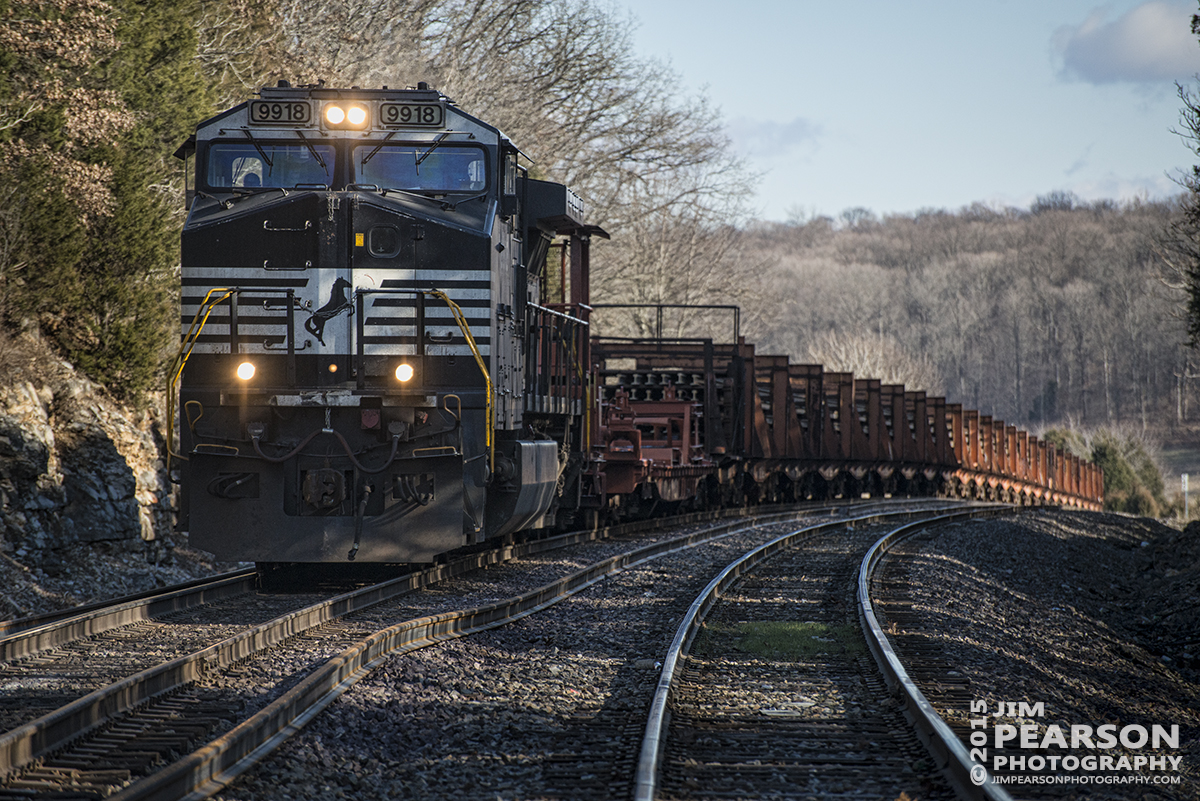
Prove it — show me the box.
[169,82,1102,576]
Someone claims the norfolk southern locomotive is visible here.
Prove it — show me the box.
[172,81,601,566]
[172,82,1102,572]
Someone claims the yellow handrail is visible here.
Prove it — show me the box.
[165,287,235,467]
[426,289,494,475]
[166,286,495,478]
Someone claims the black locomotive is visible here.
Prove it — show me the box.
[172,81,600,568]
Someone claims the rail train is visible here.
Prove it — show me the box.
[169,82,1103,573]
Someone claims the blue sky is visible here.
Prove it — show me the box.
[614,0,1200,221]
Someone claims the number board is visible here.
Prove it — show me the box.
[380,103,445,128]
[248,100,312,126]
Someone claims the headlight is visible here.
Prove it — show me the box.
[322,102,368,129]
[395,363,414,382]
[236,361,255,380]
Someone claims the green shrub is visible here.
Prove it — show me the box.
[0,0,216,400]
[1046,426,1170,517]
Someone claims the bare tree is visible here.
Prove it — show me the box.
[747,196,1185,433]
[804,329,944,394]
[221,0,760,310]
[196,0,287,105]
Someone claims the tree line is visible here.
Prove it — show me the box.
[741,196,1190,517]
[745,195,1188,434]
[0,0,755,399]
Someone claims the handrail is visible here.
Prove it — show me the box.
[167,287,236,466]
[528,302,588,325]
[167,287,299,468]
[428,289,493,475]
[354,287,494,476]
[590,302,740,343]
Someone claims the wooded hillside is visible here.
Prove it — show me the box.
[742,196,1188,441]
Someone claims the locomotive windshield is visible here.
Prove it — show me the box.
[353,145,486,193]
[207,142,334,189]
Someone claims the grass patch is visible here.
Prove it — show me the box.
[696,620,864,660]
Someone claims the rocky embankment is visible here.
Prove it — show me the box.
[0,331,229,619]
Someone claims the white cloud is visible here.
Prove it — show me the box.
[1064,143,1096,176]
[1054,1,1200,83]
[726,116,822,157]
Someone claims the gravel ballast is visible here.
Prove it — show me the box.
[881,509,1200,799]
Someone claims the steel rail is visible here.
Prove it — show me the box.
[632,503,1024,801]
[107,506,839,801]
[0,500,819,662]
[0,569,258,662]
[0,496,930,648]
[0,501,831,788]
[630,503,988,801]
[857,511,1016,801]
[0,498,886,661]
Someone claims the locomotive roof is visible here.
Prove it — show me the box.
[175,81,508,159]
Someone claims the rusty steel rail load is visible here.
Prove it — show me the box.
[586,307,1102,519]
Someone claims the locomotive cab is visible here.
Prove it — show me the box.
[172,82,599,568]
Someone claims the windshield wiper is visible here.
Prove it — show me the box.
[361,132,396,166]
[415,132,450,169]
[200,185,291,210]
[240,128,272,168]
[295,130,329,175]
[380,187,451,210]
[199,189,254,209]
[197,189,236,209]
[445,191,488,211]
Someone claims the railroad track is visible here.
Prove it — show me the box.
[872,512,1200,799]
[0,570,258,642]
[1,501,898,799]
[0,500,997,800]
[0,569,268,731]
[193,500,987,801]
[632,507,1013,801]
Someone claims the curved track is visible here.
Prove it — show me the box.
[1,501,1019,800]
[635,507,1013,800]
[0,504,848,799]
